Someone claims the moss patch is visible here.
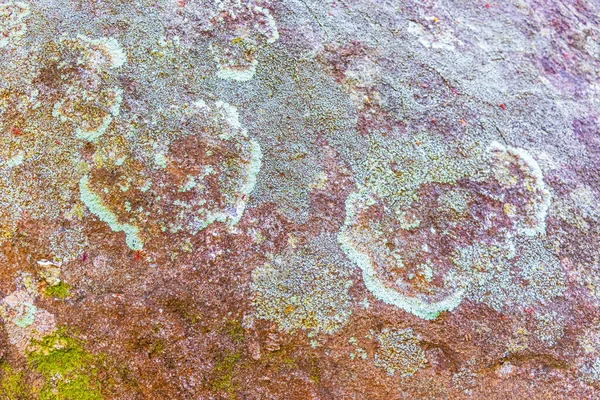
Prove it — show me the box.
[0,362,32,399]
[27,329,103,400]
[43,282,71,299]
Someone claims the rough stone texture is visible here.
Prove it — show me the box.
[0,0,599,398]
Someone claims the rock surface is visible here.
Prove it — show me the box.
[0,0,599,398]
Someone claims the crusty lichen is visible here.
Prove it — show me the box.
[580,357,600,386]
[251,235,353,334]
[0,1,30,48]
[210,0,279,81]
[451,238,565,313]
[79,99,262,249]
[0,282,56,353]
[79,174,144,251]
[374,328,427,377]
[0,31,127,243]
[339,137,561,319]
[50,35,126,142]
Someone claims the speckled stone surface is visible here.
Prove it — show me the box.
[0,0,599,398]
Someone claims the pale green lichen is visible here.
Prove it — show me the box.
[534,310,564,347]
[50,35,126,142]
[577,324,600,386]
[79,99,261,249]
[216,58,258,82]
[338,190,466,320]
[5,150,24,168]
[154,152,168,169]
[79,175,143,250]
[0,1,30,48]
[487,141,551,236]
[53,87,123,142]
[0,285,56,353]
[77,34,127,69]
[581,357,600,385]
[49,227,88,262]
[210,1,279,81]
[12,301,36,328]
[338,137,558,319]
[374,328,427,377]
[251,235,353,334]
[74,89,123,142]
[452,238,565,312]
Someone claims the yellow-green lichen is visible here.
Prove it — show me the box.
[210,351,241,399]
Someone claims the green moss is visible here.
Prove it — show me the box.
[44,282,71,299]
[27,329,103,400]
[211,351,240,399]
[0,362,32,400]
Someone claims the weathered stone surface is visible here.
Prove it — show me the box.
[0,0,599,398]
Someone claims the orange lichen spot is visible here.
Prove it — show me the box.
[284,304,296,314]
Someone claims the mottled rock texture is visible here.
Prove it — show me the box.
[0,0,599,398]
